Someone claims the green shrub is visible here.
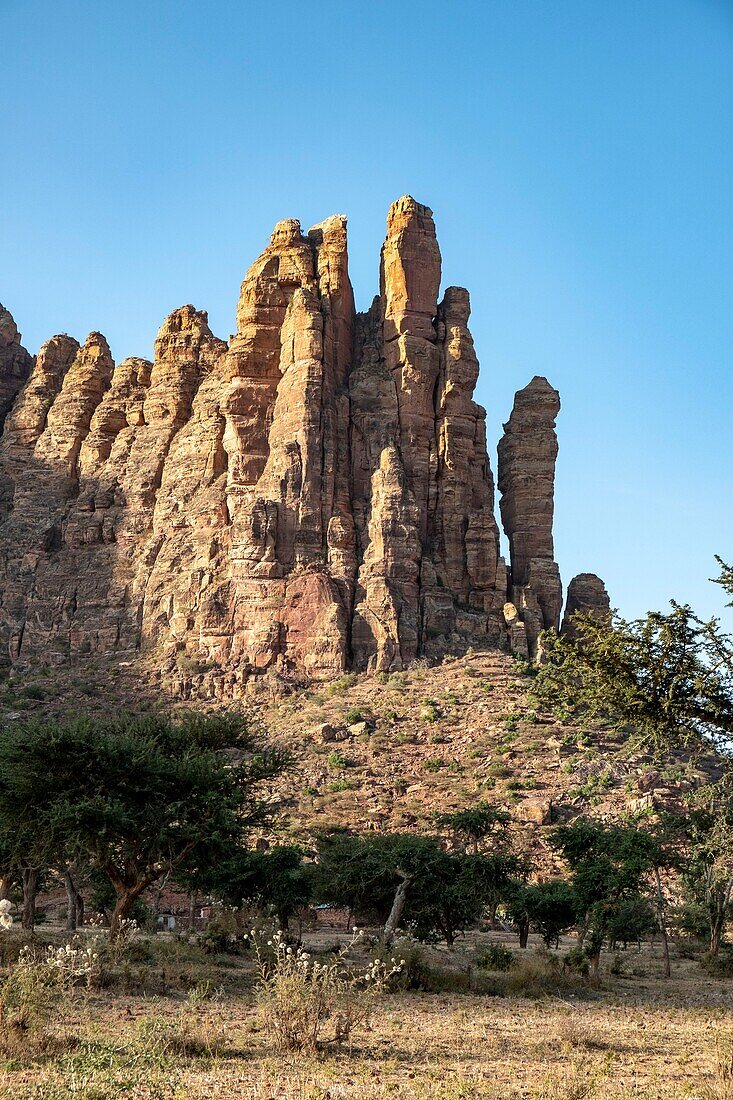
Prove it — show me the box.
[562,946,590,978]
[328,779,357,792]
[511,657,537,677]
[379,939,470,993]
[327,751,352,769]
[326,673,358,697]
[701,949,733,978]
[20,683,45,701]
[503,948,581,998]
[345,708,365,724]
[476,944,515,972]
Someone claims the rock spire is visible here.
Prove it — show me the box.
[0,198,606,689]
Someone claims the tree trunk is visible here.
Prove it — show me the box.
[589,948,601,982]
[109,875,154,941]
[710,909,726,957]
[653,867,671,979]
[188,891,197,932]
[63,870,78,932]
[21,867,38,931]
[109,890,139,941]
[577,917,589,950]
[708,875,733,957]
[150,869,174,935]
[383,871,413,946]
[518,917,530,949]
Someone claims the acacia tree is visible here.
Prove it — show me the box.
[506,880,578,949]
[434,803,520,927]
[551,819,673,977]
[532,561,733,755]
[186,843,314,931]
[0,712,287,938]
[434,803,511,854]
[675,788,733,956]
[533,560,733,956]
[315,831,510,946]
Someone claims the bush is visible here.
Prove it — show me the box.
[562,945,591,978]
[20,683,45,701]
[326,673,358,697]
[345,708,365,724]
[502,948,583,998]
[0,942,96,1055]
[379,939,471,993]
[328,778,357,792]
[476,943,515,972]
[420,701,441,722]
[701,949,733,979]
[327,750,352,769]
[511,657,536,677]
[199,912,239,955]
[254,930,399,1053]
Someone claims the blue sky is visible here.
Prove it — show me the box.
[3,0,732,622]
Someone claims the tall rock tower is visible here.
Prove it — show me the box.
[0,197,606,690]
[498,376,563,657]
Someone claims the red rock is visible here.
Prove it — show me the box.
[0,198,603,688]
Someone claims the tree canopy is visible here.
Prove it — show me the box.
[0,711,287,936]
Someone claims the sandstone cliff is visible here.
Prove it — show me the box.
[0,198,605,690]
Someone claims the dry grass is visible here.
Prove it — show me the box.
[0,961,731,1099]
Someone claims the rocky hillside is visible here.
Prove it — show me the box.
[0,197,610,697]
[0,642,709,853]
[254,649,709,858]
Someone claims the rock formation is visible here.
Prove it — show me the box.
[498,376,563,657]
[0,199,606,691]
[561,573,611,639]
[0,306,33,431]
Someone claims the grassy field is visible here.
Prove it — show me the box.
[0,930,731,1100]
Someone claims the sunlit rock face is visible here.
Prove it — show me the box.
[0,199,604,690]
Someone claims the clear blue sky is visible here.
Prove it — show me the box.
[3,0,732,623]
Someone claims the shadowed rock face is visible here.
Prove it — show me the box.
[498,377,564,657]
[561,574,611,639]
[0,200,604,690]
[0,306,33,432]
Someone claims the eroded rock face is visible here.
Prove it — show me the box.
[0,306,33,432]
[561,573,611,639]
[350,198,502,670]
[0,197,600,688]
[498,376,563,656]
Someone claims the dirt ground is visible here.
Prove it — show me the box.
[0,931,731,1100]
